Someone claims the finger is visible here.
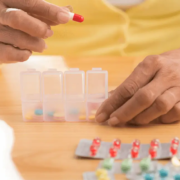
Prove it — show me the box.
[0,25,47,52]
[160,102,180,124]
[0,43,31,63]
[133,87,180,125]
[0,9,53,38]
[108,76,170,126]
[96,55,162,123]
[5,0,70,24]
[29,13,57,26]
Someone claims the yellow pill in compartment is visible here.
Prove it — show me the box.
[25,111,33,120]
[89,115,95,120]
[53,112,64,118]
[79,115,86,120]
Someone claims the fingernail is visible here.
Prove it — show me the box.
[65,5,73,12]
[44,29,53,39]
[108,117,119,126]
[58,10,70,23]
[95,113,108,123]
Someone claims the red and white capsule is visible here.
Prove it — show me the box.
[69,12,84,23]
[132,139,140,149]
[172,137,179,146]
[113,139,121,149]
[170,144,178,156]
[109,146,117,158]
[149,146,158,159]
[151,139,160,148]
[92,137,101,147]
[90,145,98,156]
[131,147,139,159]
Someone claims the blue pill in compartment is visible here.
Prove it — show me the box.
[47,111,54,117]
[69,108,79,115]
[174,174,180,180]
[159,169,168,178]
[34,109,43,115]
[144,174,154,180]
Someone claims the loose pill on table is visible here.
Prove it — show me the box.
[34,109,43,116]
[174,174,180,180]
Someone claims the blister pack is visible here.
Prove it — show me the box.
[75,138,180,160]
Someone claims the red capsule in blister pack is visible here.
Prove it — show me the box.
[149,146,158,159]
[90,145,98,156]
[172,137,179,146]
[131,147,139,159]
[92,137,101,147]
[132,139,140,149]
[151,139,160,148]
[109,146,117,158]
[170,144,178,156]
[113,139,121,149]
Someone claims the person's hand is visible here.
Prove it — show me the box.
[96,49,180,126]
[0,0,70,63]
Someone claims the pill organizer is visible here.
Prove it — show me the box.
[86,68,108,122]
[20,69,43,122]
[20,68,108,122]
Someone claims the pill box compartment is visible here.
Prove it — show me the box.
[86,68,108,122]
[20,69,43,122]
[42,69,65,122]
[64,68,86,121]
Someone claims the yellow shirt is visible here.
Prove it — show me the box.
[41,0,180,57]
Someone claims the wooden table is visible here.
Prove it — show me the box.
[0,56,179,180]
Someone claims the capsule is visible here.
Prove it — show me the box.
[149,146,158,159]
[132,139,140,149]
[150,139,160,148]
[109,147,117,158]
[131,147,139,159]
[172,137,179,146]
[170,144,178,156]
[90,145,98,156]
[69,12,84,23]
[113,139,121,149]
[92,137,101,147]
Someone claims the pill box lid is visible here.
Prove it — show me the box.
[64,68,85,100]
[20,69,42,102]
[42,69,63,101]
[86,68,108,101]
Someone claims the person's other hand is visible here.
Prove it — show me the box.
[96,49,180,126]
[0,0,70,63]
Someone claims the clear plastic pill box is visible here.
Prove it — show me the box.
[42,69,64,122]
[64,68,86,121]
[20,68,108,122]
[86,68,108,121]
[20,69,43,121]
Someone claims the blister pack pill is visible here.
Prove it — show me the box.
[83,171,115,180]
[75,139,180,160]
[98,161,159,175]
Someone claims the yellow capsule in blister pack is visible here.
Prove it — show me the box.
[95,169,107,178]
